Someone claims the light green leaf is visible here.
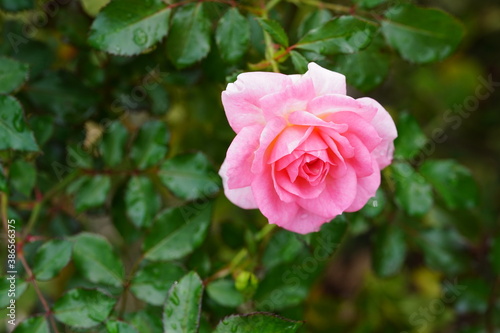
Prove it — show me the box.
[0,57,29,94]
[257,18,289,47]
[12,316,49,333]
[89,0,171,56]
[53,288,116,329]
[81,0,110,17]
[163,271,204,333]
[381,4,464,63]
[216,8,250,63]
[159,152,220,201]
[167,3,211,68]
[0,95,39,152]
[100,121,128,167]
[214,313,303,333]
[354,0,387,9]
[67,175,111,212]
[143,202,212,261]
[207,279,244,308]
[130,120,169,169]
[391,162,433,216]
[290,51,309,74]
[33,239,72,281]
[72,232,124,287]
[372,225,407,277]
[125,176,161,228]
[106,320,139,333]
[9,159,36,197]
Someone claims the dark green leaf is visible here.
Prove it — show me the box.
[454,278,489,314]
[159,152,220,201]
[257,18,289,47]
[125,176,161,228]
[216,8,250,63]
[12,316,49,333]
[89,0,171,56]
[214,313,303,333]
[163,271,203,333]
[361,188,386,218]
[0,277,27,308]
[167,3,211,68]
[0,167,6,193]
[29,115,54,147]
[130,120,169,169]
[381,4,464,63]
[106,320,139,333]
[372,225,407,277]
[67,175,111,212]
[392,162,433,216]
[297,9,332,38]
[33,239,72,281]
[100,121,128,167]
[296,16,376,55]
[0,0,33,12]
[207,279,244,308]
[262,230,304,270]
[394,112,427,159]
[9,159,36,197]
[290,51,309,74]
[53,288,116,329]
[130,261,185,306]
[127,308,163,333]
[0,57,29,94]
[419,159,478,209]
[0,95,39,152]
[143,202,212,261]
[72,232,124,287]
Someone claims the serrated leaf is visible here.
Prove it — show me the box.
[373,225,407,277]
[167,3,211,68]
[214,313,303,333]
[216,8,250,63]
[53,288,116,329]
[392,162,433,216]
[100,121,128,167]
[33,239,72,281]
[9,159,36,197]
[381,4,464,63]
[296,16,376,55]
[394,112,427,159]
[88,0,171,56]
[72,232,124,287]
[0,0,34,12]
[290,51,308,74]
[257,18,289,47]
[67,175,111,212]
[130,261,185,306]
[419,160,478,209]
[125,176,161,228]
[143,202,212,261]
[12,316,49,333]
[106,320,139,333]
[163,271,203,333]
[130,120,169,170]
[0,95,39,152]
[159,152,220,201]
[0,57,29,94]
[297,9,332,38]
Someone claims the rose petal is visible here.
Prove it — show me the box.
[219,162,258,209]
[345,160,381,212]
[306,62,346,96]
[307,94,377,120]
[326,111,382,152]
[275,209,330,234]
[252,117,288,174]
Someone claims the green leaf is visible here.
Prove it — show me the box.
[130,120,169,169]
[81,0,110,17]
[354,0,387,9]
[125,176,161,228]
[214,313,303,333]
[100,121,128,167]
[9,159,36,197]
[29,115,54,147]
[216,8,250,63]
[127,308,163,333]
[290,51,309,74]
[167,3,211,68]
[297,9,332,38]
[33,239,72,281]
[0,57,29,94]
[296,16,376,55]
[67,175,111,212]
[0,0,34,12]
[12,316,49,333]
[143,202,212,261]
[0,167,7,193]
[88,0,171,56]
[207,279,244,308]
[419,159,478,209]
[391,162,433,216]
[72,232,124,287]
[381,4,464,63]
[106,320,139,333]
[262,230,304,270]
[257,18,289,47]
[130,261,185,306]
[394,112,427,159]
[159,152,220,201]
[163,271,203,333]
[0,95,39,152]
[0,277,27,308]
[53,288,116,329]
[454,278,489,314]
[361,188,386,218]
[333,39,390,92]
[372,225,407,277]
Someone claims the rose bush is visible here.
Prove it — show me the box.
[219,63,397,234]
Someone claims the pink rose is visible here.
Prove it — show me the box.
[219,63,397,234]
